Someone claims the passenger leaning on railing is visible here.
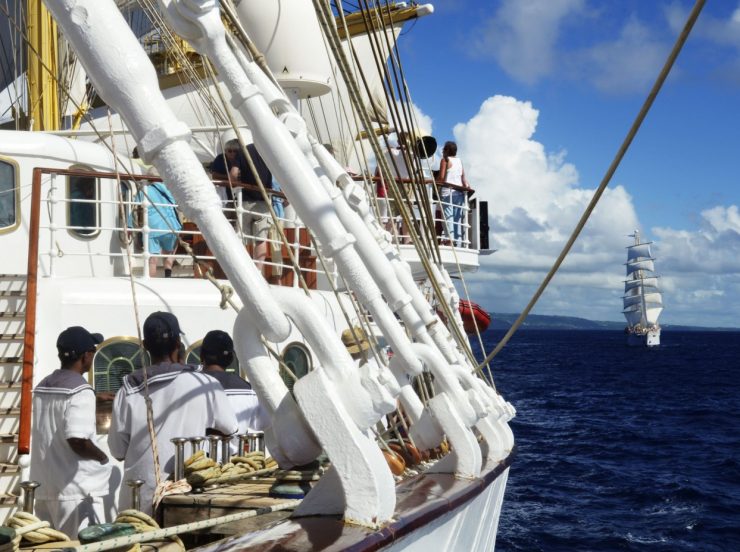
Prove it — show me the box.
[129,175,182,278]
[211,139,273,276]
[437,141,469,247]
[375,132,412,242]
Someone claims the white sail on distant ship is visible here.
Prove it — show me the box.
[623,230,663,346]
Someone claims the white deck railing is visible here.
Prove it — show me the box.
[34,168,321,286]
[369,178,475,248]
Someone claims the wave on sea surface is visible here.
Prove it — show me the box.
[475,330,740,552]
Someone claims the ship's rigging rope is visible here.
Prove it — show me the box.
[61,500,301,552]
[217,4,435,423]
[0,3,247,314]
[357,0,440,257]
[479,0,706,368]
[7,0,496,441]
[135,0,228,128]
[354,0,495,378]
[108,111,168,511]
[2,511,70,551]
[325,0,488,378]
[310,13,390,229]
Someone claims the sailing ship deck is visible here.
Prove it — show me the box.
[160,451,514,551]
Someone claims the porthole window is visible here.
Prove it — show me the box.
[68,166,100,237]
[279,342,312,392]
[92,337,149,394]
[0,159,18,232]
[185,339,239,373]
[92,337,148,434]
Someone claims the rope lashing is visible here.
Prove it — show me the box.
[1,511,70,552]
[62,500,301,552]
[479,0,706,368]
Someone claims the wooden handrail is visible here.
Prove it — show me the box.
[211,180,287,199]
[26,166,289,200]
[16,166,296,451]
[435,181,474,194]
[18,168,43,455]
[352,174,474,194]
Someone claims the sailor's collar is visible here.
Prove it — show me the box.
[34,369,92,395]
[123,362,201,395]
[202,369,253,393]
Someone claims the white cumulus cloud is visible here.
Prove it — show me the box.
[569,16,669,94]
[472,2,679,95]
[452,95,740,327]
[473,0,586,84]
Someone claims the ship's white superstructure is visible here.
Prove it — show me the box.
[623,230,663,347]
[0,1,513,550]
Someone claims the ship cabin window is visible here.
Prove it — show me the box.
[279,342,312,392]
[92,338,149,433]
[186,340,239,373]
[68,166,100,237]
[0,159,18,232]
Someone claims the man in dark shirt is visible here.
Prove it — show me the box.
[211,139,273,272]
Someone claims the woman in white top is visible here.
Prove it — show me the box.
[437,141,469,246]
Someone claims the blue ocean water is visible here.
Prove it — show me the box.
[473,330,740,552]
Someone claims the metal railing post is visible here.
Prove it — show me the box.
[48,173,57,276]
[142,191,150,278]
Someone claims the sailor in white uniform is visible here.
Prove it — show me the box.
[31,326,112,537]
[200,330,267,433]
[107,312,238,515]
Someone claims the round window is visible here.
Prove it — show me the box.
[279,342,312,392]
[93,337,148,394]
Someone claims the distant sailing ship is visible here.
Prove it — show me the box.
[623,230,663,346]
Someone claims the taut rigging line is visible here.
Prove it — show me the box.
[479,0,706,368]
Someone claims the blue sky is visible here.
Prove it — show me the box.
[396,0,739,328]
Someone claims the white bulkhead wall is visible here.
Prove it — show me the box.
[0,131,141,277]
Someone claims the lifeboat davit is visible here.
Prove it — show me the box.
[459,300,491,334]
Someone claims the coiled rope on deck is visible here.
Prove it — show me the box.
[112,509,184,552]
[63,500,301,552]
[1,511,70,552]
[479,0,706,369]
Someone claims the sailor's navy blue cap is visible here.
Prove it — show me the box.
[143,311,183,343]
[201,330,234,357]
[56,326,104,358]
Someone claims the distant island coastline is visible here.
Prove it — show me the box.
[488,313,739,332]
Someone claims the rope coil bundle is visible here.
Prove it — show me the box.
[184,450,278,488]
[1,511,69,552]
[112,510,184,552]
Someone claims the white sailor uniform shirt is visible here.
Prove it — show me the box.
[203,370,268,432]
[30,369,112,502]
[107,363,238,514]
